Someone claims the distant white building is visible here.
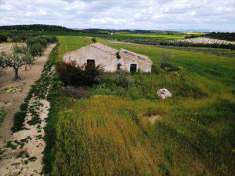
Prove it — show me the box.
[63,43,152,73]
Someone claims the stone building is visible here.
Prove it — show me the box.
[63,43,152,73]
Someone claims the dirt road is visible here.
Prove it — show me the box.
[0,44,56,147]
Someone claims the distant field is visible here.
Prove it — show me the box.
[57,36,91,60]
[46,36,235,176]
[163,46,235,58]
[114,32,187,40]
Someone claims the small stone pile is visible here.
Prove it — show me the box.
[157,88,172,100]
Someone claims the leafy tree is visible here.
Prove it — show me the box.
[24,49,35,70]
[14,46,35,70]
[5,52,26,80]
[1,45,35,80]
[28,43,44,57]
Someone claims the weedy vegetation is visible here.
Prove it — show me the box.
[41,36,235,176]
[0,107,6,125]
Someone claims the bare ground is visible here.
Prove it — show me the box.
[0,44,55,147]
[0,44,56,176]
[0,97,50,175]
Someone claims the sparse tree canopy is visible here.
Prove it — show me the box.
[0,45,35,80]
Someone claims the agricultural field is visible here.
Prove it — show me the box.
[113,32,187,40]
[44,36,235,176]
[180,37,235,45]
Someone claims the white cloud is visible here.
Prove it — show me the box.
[0,0,234,31]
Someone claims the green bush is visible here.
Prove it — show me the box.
[28,43,44,56]
[26,36,57,56]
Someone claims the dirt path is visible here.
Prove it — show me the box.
[0,44,56,147]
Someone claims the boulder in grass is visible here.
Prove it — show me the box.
[157,88,172,100]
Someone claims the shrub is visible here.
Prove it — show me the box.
[26,36,57,56]
[158,163,171,176]
[44,36,58,44]
[62,86,89,99]
[27,37,47,47]
[151,64,160,74]
[29,43,44,56]
[56,62,104,87]
[0,35,8,43]
[8,33,28,42]
[160,52,180,72]
[115,71,133,88]
[91,37,97,43]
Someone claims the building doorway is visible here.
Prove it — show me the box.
[87,59,95,69]
[117,63,122,71]
[130,64,137,73]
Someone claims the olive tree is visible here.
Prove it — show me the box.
[5,52,26,80]
[1,45,35,80]
[24,50,34,70]
[14,46,35,70]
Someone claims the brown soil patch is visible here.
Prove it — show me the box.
[0,44,56,147]
[0,43,25,54]
[0,98,50,175]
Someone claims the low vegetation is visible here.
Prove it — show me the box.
[205,32,235,41]
[56,62,104,86]
[26,36,57,56]
[2,27,234,175]
[0,34,8,43]
[0,107,6,125]
[159,39,235,50]
[41,36,235,176]
[11,44,59,132]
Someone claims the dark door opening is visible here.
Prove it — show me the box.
[117,63,122,70]
[87,59,95,69]
[130,64,137,73]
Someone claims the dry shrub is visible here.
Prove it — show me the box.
[62,86,89,99]
[56,61,103,87]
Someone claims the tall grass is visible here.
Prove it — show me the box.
[45,36,235,176]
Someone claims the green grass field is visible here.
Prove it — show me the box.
[114,32,187,40]
[46,36,235,176]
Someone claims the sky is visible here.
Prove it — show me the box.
[0,0,235,32]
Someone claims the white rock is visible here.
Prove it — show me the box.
[157,88,172,100]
